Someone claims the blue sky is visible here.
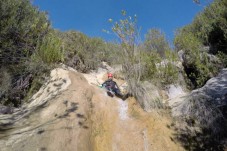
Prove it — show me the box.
[32,0,209,44]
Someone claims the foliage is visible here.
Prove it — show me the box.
[109,11,179,109]
[60,30,122,72]
[174,21,223,88]
[217,51,227,68]
[175,0,227,86]
[110,10,141,78]
[174,31,202,52]
[109,11,149,108]
[60,31,109,72]
[141,51,160,80]
[191,0,227,54]
[110,12,140,78]
[144,29,171,58]
[0,68,12,100]
[101,42,122,65]
[141,27,179,86]
[141,50,179,86]
[34,30,64,64]
[159,50,179,84]
[0,0,56,107]
[0,0,50,66]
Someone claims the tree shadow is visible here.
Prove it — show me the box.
[40,147,47,151]
[0,101,88,139]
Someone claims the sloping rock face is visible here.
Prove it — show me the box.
[0,68,93,151]
[0,66,184,151]
[197,68,227,105]
[167,84,188,111]
[167,85,186,100]
[172,68,227,127]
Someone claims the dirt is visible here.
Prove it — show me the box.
[0,67,185,151]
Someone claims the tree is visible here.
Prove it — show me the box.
[109,10,142,82]
[144,29,171,58]
[109,11,166,109]
[109,10,141,81]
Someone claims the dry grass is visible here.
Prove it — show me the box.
[175,93,224,133]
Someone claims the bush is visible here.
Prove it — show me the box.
[101,42,122,65]
[159,50,179,85]
[141,51,160,81]
[34,30,64,64]
[0,68,12,104]
[191,0,227,54]
[174,0,227,88]
[144,29,171,58]
[0,0,55,107]
[174,31,221,88]
[109,11,168,110]
[217,51,227,68]
[141,50,179,86]
[0,0,50,66]
[60,30,113,72]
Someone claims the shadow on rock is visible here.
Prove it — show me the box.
[0,100,82,139]
[170,119,227,151]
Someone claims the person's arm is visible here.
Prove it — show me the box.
[114,81,120,89]
[100,80,107,88]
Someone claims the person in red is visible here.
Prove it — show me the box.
[101,73,128,100]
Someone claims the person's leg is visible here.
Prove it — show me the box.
[113,88,123,98]
[112,88,129,100]
[122,93,129,100]
[105,87,114,97]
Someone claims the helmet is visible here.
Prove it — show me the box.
[108,73,113,78]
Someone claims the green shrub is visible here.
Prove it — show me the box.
[217,51,227,68]
[0,0,53,107]
[60,30,111,72]
[0,0,50,66]
[174,0,227,88]
[191,0,227,54]
[174,31,221,88]
[141,50,179,86]
[34,30,64,64]
[159,50,179,85]
[0,68,12,105]
[174,31,202,52]
[101,42,122,65]
[144,29,171,58]
[141,51,160,80]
